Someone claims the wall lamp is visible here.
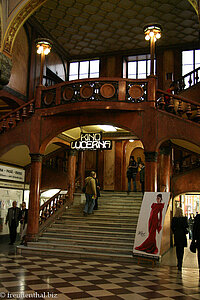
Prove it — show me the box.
[143,24,162,76]
[35,38,52,85]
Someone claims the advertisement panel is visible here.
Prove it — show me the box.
[133,192,170,258]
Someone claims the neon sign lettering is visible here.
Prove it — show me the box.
[70,133,112,150]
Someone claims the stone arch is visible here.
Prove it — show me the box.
[39,110,145,154]
[2,0,47,57]
[0,143,30,166]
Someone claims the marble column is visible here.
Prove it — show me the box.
[79,151,86,190]
[159,146,171,192]
[144,151,158,192]
[26,153,43,241]
[67,150,77,204]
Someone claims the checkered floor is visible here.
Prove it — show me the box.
[0,252,200,300]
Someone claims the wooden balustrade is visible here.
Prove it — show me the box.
[39,191,68,225]
[0,99,34,133]
[156,89,200,124]
[174,67,200,93]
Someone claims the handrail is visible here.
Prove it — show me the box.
[156,89,200,124]
[156,89,200,107]
[0,98,35,133]
[174,67,200,93]
[39,190,68,225]
[0,98,34,122]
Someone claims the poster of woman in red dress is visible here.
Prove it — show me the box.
[133,192,170,257]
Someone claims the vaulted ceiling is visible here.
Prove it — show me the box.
[32,0,199,59]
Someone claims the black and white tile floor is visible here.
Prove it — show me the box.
[0,246,199,300]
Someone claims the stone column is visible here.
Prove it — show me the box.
[26,153,43,241]
[115,141,123,191]
[159,146,171,192]
[79,151,85,190]
[67,150,77,204]
[144,151,158,192]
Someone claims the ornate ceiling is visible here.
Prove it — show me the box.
[32,0,200,59]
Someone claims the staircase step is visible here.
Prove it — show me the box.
[19,191,142,261]
[18,245,135,262]
[46,227,135,237]
[52,223,136,232]
[43,232,135,242]
[27,241,132,255]
[39,236,133,248]
[56,217,137,225]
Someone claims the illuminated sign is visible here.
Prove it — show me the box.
[70,133,112,150]
[0,164,25,182]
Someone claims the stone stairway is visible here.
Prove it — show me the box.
[20,191,143,261]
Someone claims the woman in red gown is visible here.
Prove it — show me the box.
[135,194,164,254]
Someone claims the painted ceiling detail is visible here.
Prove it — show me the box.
[33,0,199,58]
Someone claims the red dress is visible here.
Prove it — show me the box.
[135,202,164,254]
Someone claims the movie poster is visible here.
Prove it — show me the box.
[133,192,170,258]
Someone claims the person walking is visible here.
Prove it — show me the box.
[171,207,189,271]
[188,213,194,240]
[93,176,100,210]
[20,201,28,245]
[83,171,97,216]
[127,156,138,194]
[192,212,200,269]
[5,201,21,245]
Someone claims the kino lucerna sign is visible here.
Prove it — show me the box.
[70,133,112,150]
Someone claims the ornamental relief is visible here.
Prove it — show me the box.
[3,0,47,56]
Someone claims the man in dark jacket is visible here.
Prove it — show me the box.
[127,156,138,194]
[20,201,28,245]
[5,201,21,245]
[83,171,97,216]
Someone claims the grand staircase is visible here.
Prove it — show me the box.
[21,191,143,261]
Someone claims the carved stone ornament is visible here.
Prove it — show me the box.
[3,0,47,56]
[0,52,12,89]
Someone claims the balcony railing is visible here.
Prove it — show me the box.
[37,78,149,109]
[156,89,200,124]
[174,67,200,93]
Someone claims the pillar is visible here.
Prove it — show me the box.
[159,146,171,192]
[115,141,123,191]
[26,153,43,241]
[144,151,158,192]
[97,150,104,188]
[79,151,86,190]
[67,150,77,204]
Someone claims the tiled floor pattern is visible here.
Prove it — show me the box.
[0,253,199,300]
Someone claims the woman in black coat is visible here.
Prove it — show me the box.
[171,207,188,271]
[192,213,200,269]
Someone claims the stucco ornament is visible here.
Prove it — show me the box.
[0,52,12,89]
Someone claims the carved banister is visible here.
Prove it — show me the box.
[174,66,200,93]
[39,190,68,226]
[156,89,200,107]
[0,98,35,122]
[156,89,200,124]
[0,99,35,133]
